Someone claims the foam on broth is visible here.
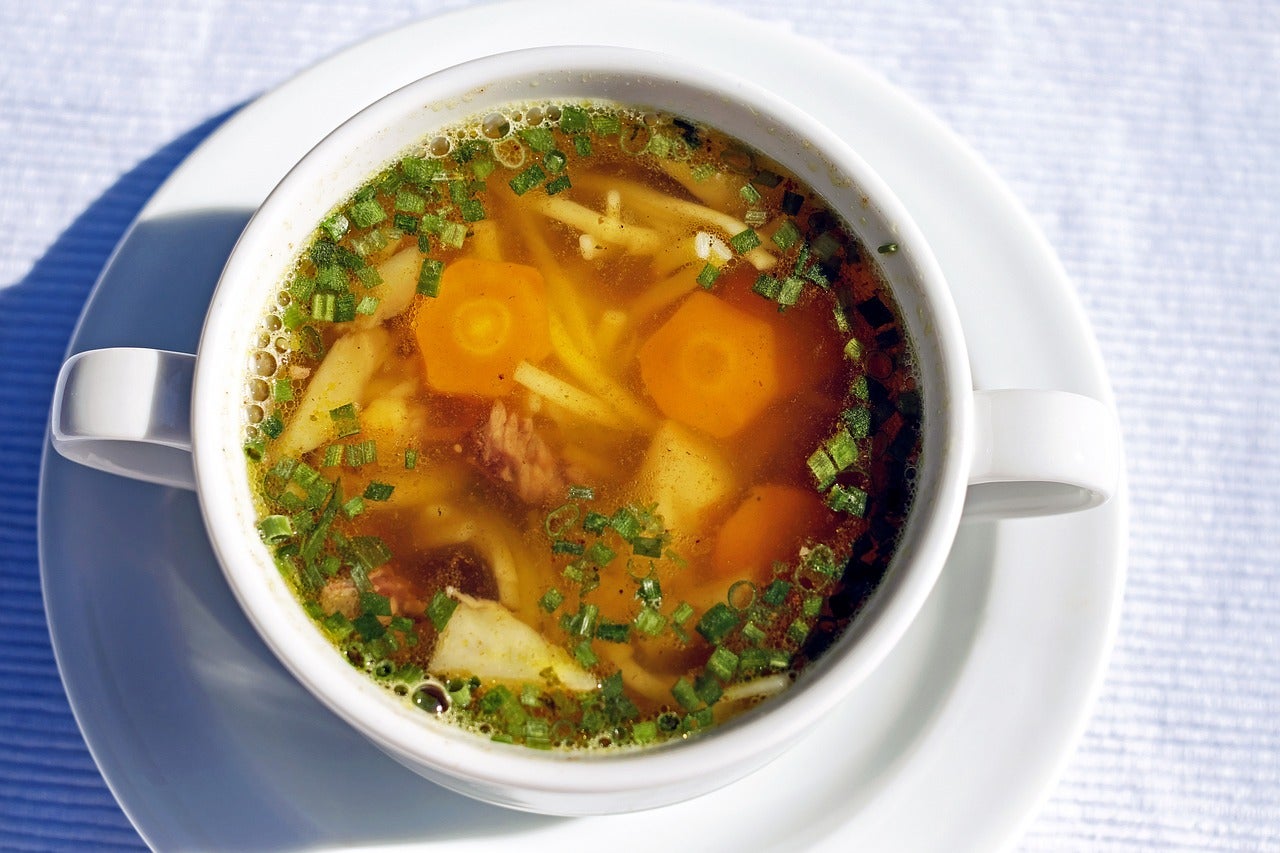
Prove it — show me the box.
[243,100,921,751]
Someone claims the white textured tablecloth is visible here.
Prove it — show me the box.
[1,1,1276,849]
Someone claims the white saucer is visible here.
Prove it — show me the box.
[39,3,1127,850]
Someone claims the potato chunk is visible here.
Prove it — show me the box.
[428,592,597,691]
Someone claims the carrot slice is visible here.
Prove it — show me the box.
[711,485,828,584]
[637,291,779,438]
[412,258,551,397]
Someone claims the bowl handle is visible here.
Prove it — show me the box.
[50,348,197,490]
[963,389,1121,520]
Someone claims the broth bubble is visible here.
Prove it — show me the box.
[481,112,511,139]
[250,350,277,377]
[412,681,451,714]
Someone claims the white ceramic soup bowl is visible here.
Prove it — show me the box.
[51,46,1119,815]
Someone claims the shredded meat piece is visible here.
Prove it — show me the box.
[319,577,359,619]
[476,400,572,505]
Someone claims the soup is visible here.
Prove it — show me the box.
[244,101,921,751]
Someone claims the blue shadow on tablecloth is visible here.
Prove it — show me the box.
[0,109,239,852]
[6,104,566,850]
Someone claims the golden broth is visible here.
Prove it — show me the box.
[244,101,921,750]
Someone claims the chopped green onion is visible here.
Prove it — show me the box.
[545,503,580,538]
[458,199,486,222]
[636,576,662,605]
[440,221,467,249]
[828,483,868,516]
[271,379,293,403]
[347,535,392,573]
[696,263,720,289]
[585,540,616,568]
[802,544,839,578]
[633,607,666,637]
[781,190,804,215]
[753,273,781,300]
[832,303,851,334]
[333,293,357,323]
[844,337,865,361]
[320,212,349,241]
[352,613,385,641]
[671,677,701,711]
[322,444,344,468]
[591,113,621,135]
[609,507,641,539]
[401,156,443,185]
[355,266,382,288]
[803,594,824,619]
[777,276,804,308]
[558,105,587,132]
[572,640,598,668]
[544,174,572,195]
[538,587,565,613]
[363,481,394,502]
[632,720,658,744]
[427,590,458,632]
[348,199,386,228]
[694,672,722,705]
[752,169,782,188]
[706,646,739,682]
[281,303,309,332]
[509,164,547,195]
[355,295,380,316]
[762,579,792,607]
[417,259,444,296]
[345,439,377,467]
[672,601,694,625]
[329,402,360,438]
[260,413,284,439]
[691,163,716,182]
[395,190,425,213]
[572,134,592,157]
[696,603,740,645]
[311,292,336,322]
[825,430,859,472]
[551,540,585,555]
[846,379,868,406]
[742,622,766,645]
[392,213,419,234]
[257,514,293,543]
[729,228,761,254]
[727,579,757,611]
[582,511,609,534]
[878,242,899,254]
[631,536,663,558]
[567,484,595,501]
[596,621,630,643]
[472,158,496,180]
[520,126,556,152]
[360,591,392,617]
[812,231,841,260]
[772,220,801,250]
[404,448,418,469]
[343,495,365,518]
[788,618,811,645]
[744,210,768,227]
[807,448,839,490]
[739,184,762,205]
[543,150,567,173]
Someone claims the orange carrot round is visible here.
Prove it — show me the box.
[413,258,551,397]
[637,291,780,437]
[712,484,829,584]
